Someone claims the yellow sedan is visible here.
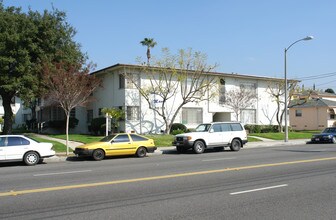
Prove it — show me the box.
[73,133,156,160]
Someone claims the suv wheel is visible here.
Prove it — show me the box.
[230,139,241,151]
[193,141,205,154]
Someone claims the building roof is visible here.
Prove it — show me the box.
[293,90,336,98]
[289,98,336,108]
[90,63,299,83]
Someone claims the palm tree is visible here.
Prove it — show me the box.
[140,38,157,65]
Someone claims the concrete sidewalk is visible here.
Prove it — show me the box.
[34,134,83,149]
[40,134,309,163]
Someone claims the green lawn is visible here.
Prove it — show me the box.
[249,131,318,140]
[27,134,67,153]
[145,134,174,146]
[40,130,316,152]
[49,134,175,147]
[45,133,263,148]
[248,136,262,142]
[49,134,103,144]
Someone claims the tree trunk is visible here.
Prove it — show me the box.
[1,93,14,134]
[146,48,151,65]
[66,112,70,155]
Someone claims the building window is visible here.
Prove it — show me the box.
[182,108,203,124]
[126,73,139,89]
[87,110,93,123]
[119,74,125,89]
[120,73,139,89]
[23,114,30,122]
[241,109,256,124]
[126,106,139,121]
[98,108,103,117]
[219,78,225,105]
[240,82,257,95]
[70,108,76,118]
[330,114,335,119]
[52,107,65,120]
[295,109,302,117]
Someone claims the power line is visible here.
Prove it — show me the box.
[294,71,336,81]
[315,79,336,87]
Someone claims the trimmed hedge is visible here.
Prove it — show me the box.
[244,124,279,133]
[49,117,79,129]
[90,117,106,135]
[170,123,187,134]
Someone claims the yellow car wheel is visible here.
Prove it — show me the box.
[136,147,147,158]
[92,149,105,161]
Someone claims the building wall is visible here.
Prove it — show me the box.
[0,97,32,131]
[1,65,290,134]
[290,107,329,130]
[86,66,284,134]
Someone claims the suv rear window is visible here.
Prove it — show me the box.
[221,123,231,131]
[231,123,243,131]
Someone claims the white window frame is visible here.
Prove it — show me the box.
[241,109,256,124]
[182,107,203,124]
[295,109,302,117]
[127,106,140,121]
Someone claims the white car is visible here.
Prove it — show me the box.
[0,135,55,166]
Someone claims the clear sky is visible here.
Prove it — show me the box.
[3,0,336,90]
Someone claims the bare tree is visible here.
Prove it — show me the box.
[266,80,302,132]
[224,86,257,121]
[42,62,101,155]
[126,48,218,134]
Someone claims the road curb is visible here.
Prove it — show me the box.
[45,139,309,163]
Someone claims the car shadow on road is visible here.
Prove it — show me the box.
[273,149,332,153]
[0,162,25,167]
[161,148,235,155]
[0,161,47,167]
[65,155,146,162]
[306,141,336,144]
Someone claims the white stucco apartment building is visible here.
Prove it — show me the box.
[83,63,290,134]
[0,96,32,132]
[1,63,294,134]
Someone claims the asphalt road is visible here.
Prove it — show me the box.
[1,143,336,220]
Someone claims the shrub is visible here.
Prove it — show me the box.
[261,125,279,133]
[171,129,186,135]
[170,123,187,134]
[245,124,279,133]
[49,118,78,129]
[90,117,106,135]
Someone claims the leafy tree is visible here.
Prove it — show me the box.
[0,3,85,134]
[42,61,101,155]
[126,48,218,134]
[224,86,257,121]
[101,107,125,134]
[325,88,335,94]
[140,38,157,65]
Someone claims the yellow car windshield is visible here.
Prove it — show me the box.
[100,135,117,142]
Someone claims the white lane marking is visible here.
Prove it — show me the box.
[33,170,92,177]
[230,184,288,195]
[202,157,236,162]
